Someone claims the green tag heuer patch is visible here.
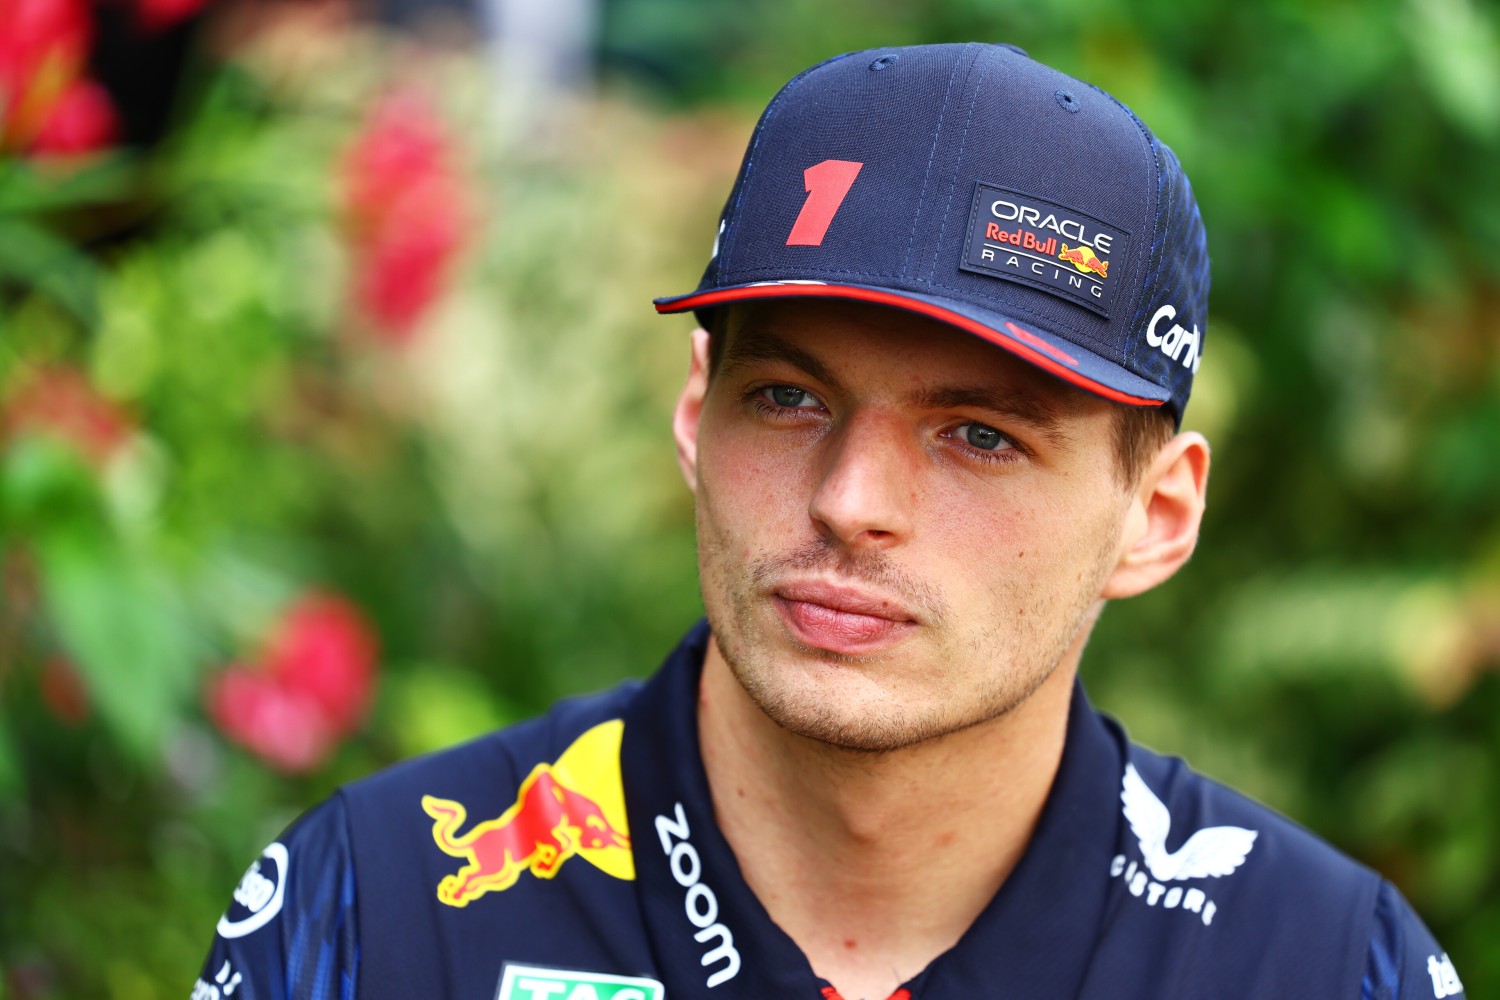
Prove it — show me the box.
[496,964,665,1000]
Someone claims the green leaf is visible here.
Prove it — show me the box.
[0,435,99,528]
[0,218,101,326]
[0,155,136,215]
[384,665,515,758]
[0,713,22,804]
[33,525,199,761]
[1406,0,1500,142]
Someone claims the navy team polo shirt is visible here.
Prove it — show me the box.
[195,622,1464,1000]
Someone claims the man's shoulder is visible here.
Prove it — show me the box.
[1117,733,1380,910]
[1103,732,1463,998]
[320,675,651,993]
[1121,735,1376,890]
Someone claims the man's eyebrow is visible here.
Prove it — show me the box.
[717,325,845,393]
[916,385,1067,443]
[719,322,1070,443]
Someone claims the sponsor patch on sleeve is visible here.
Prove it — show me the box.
[216,842,289,939]
[960,182,1129,318]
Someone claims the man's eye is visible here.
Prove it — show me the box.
[956,422,1011,451]
[764,386,816,408]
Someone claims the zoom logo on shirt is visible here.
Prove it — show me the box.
[655,802,741,987]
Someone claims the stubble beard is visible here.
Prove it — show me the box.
[697,493,1119,755]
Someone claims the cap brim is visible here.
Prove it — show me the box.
[654,281,1169,408]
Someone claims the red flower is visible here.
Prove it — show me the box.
[342,92,449,226]
[206,592,378,774]
[340,90,467,343]
[262,593,378,734]
[28,76,118,155]
[0,0,93,98]
[207,666,340,774]
[351,195,464,335]
[1,365,132,468]
[0,0,118,156]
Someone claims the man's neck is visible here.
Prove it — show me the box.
[696,642,1077,1000]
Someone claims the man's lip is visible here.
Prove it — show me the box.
[770,581,919,655]
[773,581,917,622]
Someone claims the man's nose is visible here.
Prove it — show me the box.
[807,411,916,549]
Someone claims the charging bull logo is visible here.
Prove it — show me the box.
[1058,243,1109,278]
[422,719,634,907]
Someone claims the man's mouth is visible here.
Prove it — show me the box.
[771,581,919,655]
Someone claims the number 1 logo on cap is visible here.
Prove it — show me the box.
[786,159,863,246]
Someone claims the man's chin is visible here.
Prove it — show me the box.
[752,693,959,755]
[722,650,952,753]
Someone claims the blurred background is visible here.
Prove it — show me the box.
[1,0,1497,994]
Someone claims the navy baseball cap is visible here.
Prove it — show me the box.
[653,42,1209,425]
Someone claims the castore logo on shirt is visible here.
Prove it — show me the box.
[1108,764,1258,927]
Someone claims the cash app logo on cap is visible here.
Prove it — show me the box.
[496,964,665,1000]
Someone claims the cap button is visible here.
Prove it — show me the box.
[997,42,1028,57]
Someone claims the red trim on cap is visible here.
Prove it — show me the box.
[656,284,1167,408]
[1004,321,1077,367]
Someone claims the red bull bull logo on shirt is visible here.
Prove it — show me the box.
[423,719,634,907]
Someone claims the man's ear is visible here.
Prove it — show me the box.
[672,327,711,493]
[1101,431,1210,600]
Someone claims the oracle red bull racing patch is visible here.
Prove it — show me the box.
[961,182,1129,318]
[423,719,633,906]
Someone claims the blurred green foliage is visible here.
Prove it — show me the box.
[2,0,1498,994]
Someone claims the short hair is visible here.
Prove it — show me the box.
[704,307,1175,487]
[1110,403,1177,488]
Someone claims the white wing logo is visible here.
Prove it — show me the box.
[1121,765,1258,882]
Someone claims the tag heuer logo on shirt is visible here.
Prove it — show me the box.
[496,964,665,1000]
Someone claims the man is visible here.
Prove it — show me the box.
[195,43,1464,1000]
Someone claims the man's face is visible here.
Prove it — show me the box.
[680,299,1142,753]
